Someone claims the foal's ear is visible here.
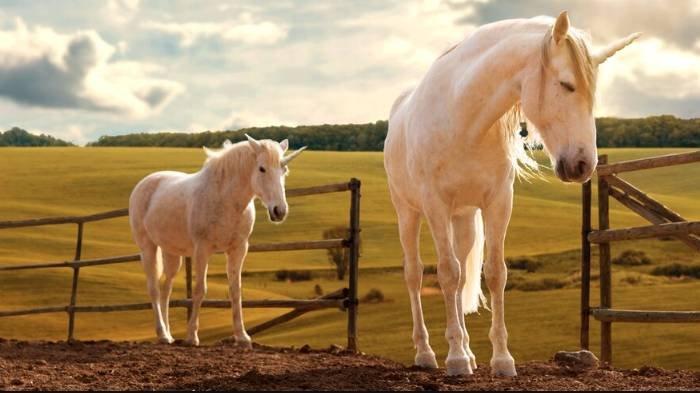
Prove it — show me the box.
[279,139,289,152]
[553,11,569,45]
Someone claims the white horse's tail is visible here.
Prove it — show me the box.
[462,210,488,314]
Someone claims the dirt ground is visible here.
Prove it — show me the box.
[0,339,698,391]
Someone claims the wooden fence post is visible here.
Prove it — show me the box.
[598,155,612,363]
[67,222,83,342]
[580,179,592,350]
[347,178,361,352]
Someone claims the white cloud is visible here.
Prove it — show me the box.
[0,18,183,118]
[142,16,287,47]
[596,37,700,116]
[221,110,291,130]
[106,0,141,24]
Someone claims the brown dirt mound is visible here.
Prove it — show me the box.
[0,339,698,391]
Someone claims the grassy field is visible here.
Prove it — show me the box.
[0,147,698,370]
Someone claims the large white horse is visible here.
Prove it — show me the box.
[129,135,306,347]
[384,12,639,376]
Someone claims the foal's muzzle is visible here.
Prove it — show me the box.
[268,205,287,222]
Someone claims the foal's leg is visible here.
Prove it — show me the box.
[185,244,210,346]
[482,188,517,376]
[452,210,479,370]
[396,204,437,368]
[423,196,471,376]
[226,241,252,349]
[160,252,182,343]
[140,243,169,343]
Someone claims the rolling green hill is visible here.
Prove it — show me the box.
[0,147,698,370]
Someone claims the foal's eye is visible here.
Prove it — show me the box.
[259,166,266,173]
[560,81,575,92]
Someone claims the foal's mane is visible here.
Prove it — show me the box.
[202,140,256,179]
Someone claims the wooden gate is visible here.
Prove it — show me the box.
[580,151,700,364]
[0,179,361,351]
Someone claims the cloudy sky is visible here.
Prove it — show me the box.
[0,0,699,144]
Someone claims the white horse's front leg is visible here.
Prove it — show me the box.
[483,189,517,377]
[396,206,437,368]
[423,197,471,376]
[185,245,210,346]
[226,241,251,349]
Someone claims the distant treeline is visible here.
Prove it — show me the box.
[4,115,699,149]
[88,115,699,150]
[0,127,73,147]
[597,116,699,147]
[88,122,389,150]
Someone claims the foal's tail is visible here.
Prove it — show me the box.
[462,210,488,314]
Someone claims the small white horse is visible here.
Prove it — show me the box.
[384,12,639,376]
[129,135,306,346]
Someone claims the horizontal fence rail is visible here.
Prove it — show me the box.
[590,308,700,323]
[581,151,700,365]
[588,221,700,243]
[596,150,700,176]
[0,179,362,351]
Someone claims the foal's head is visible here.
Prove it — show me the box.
[520,11,640,182]
[246,134,306,223]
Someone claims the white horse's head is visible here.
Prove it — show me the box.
[246,134,306,223]
[520,11,640,183]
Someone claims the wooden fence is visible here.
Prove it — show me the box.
[580,151,700,364]
[0,179,362,351]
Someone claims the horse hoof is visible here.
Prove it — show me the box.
[233,339,253,350]
[446,356,473,376]
[158,336,175,345]
[414,351,438,369]
[490,355,517,377]
[184,338,200,347]
[465,348,477,370]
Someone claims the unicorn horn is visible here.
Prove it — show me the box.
[282,146,307,166]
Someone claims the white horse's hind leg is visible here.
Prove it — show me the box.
[160,252,182,343]
[226,242,251,349]
[483,189,517,377]
[395,204,437,368]
[185,245,210,346]
[452,211,479,370]
[423,196,471,376]
[140,243,169,343]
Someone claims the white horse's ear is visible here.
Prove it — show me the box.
[279,139,289,152]
[553,11,569,44]
[222,139,232,148]
[245,133,262,152]
[593,32,642,65]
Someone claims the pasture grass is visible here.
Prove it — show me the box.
[0,147,698,370]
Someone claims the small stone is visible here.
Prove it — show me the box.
[328,344,343,354]
[554,350,599,369]
[35,359,48,366]
[299,344,312,353]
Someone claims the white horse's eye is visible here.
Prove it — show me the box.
[259,166,266,173]
[560,81,575,92]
